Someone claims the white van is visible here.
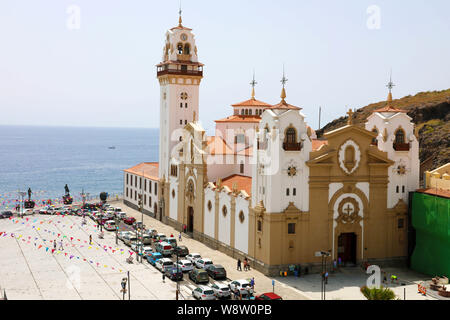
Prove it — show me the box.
[155,241,173,256]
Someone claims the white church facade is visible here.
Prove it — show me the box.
[123,15,420,275]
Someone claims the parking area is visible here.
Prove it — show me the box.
[0,201,310,300]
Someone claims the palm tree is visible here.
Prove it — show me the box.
[360,286,397,300]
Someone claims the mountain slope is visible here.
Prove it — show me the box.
[316,89,450,171]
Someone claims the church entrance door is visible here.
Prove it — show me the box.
[187,206,194,233]
[338,233,357,266]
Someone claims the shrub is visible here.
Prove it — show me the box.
[360,286,397,300]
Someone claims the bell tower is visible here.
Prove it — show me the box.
[157,10,204,179]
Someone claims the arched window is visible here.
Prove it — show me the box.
[207,200,212,212]
[177,43,183,54]
[222,205,228,217]
[371,128,378,145]
[241,109,245,115]
[184,43,190,55]
[245,109,249,115]
[285,127,297,144]
[239,211,245,223]
[395,129,405,144]
[249,109,252,115]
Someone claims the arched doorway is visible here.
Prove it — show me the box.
[338,233,357,266]
[187,206,194,233]
[154,203,158,220]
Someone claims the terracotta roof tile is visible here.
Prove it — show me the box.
[373,105,407,113]
[220,174,252,196]
[311,139,328,151]
[124,163,159,181]
[416,188,450,199]
[215,115,261,123]
[267,100,301,110]
[231,98,272,107]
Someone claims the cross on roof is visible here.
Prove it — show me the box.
[280,65,288,88]
[386,71,395,92]
[250,70,257,99]
[347,108,354,125]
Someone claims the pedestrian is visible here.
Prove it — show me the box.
[250,277,255,291]
[59,240,64,251]
[338,257,342,268]
[333,259,337,272]
[89,234,92,245]
[324,272,328,284]
[383,271,388,284]
[162,273,166,283]
[237,259,242,271]
[243,259,248,271]
[183,224,186,233]
[53,240,57,251]
[178,232,182,242]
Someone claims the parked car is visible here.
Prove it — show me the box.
[146,252,163,266]
[189,268,209,284]
[133,221,145,230]
[123,234,138,247]
[229,279,253,294]
[114,207,122,212]
[118,231,133,241]
[155,258,174,272]
[176,259,194,272]
[166,237,177,248]
[255,292,283,300]
[155,241,173,256]
[115,212,127,219]
[186,253,202,264]
[130,241,144,253]
[164,266,184,281]
[144,229,157,238]
[141,234,152,245]
[104,220,116,231]
[39,206,52,215]
[192,286,216,300]
[173,245,189,257]
[140,246,153,257]
[211,283,231,299]
[154,233,167,243]
[205,264,227,280]
[0,211,13,219]
[124,217,136,225]
[195,258,213,270]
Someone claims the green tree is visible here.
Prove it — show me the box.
[360,286,397,300]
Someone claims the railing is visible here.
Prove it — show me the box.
[283,142,302,151]
[393,142,410,151]
[157,68,203,77]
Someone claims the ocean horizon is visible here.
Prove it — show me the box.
[0,125,159,209]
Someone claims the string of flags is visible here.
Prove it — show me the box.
[0,231,136,273]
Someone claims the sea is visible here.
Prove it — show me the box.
[0,125,159,210]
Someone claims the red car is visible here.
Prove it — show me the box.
[124,217,136,225]
[255,293,282,300]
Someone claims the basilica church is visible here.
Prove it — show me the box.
[123,14,420,275]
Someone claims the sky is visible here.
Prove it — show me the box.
[0,0,449,134]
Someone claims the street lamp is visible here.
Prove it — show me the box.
[315,250,330,300]
[121,277,127,300]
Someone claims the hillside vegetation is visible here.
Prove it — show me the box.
[316,89,450,171]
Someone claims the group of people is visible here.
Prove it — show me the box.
[236,257,251,271]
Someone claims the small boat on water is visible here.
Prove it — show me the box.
[108,146,116,150]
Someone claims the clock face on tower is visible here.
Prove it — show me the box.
[181,33,187,41]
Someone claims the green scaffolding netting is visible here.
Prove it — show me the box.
[411,192,450,278]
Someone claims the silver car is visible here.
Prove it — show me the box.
[176,259,194,272]
[192,286,216,300]
[211,283,231,299]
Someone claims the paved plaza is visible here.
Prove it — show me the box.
[0,200,440,300]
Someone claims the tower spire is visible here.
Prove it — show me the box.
[280,65,288,103]
[250,70,257,100]
[386,69,395,103]
[178,1,183,26]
